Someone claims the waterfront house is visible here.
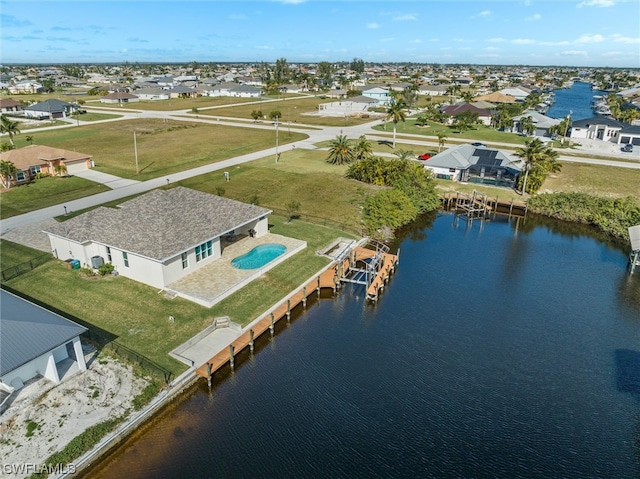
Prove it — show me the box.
[0,145,93,185]
[570,117,624,143]
[0,290,87,399]
[43,187,272,290]
[512,110,561,137]
[422,144,521,187]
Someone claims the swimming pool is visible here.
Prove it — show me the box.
[231,244,287,269]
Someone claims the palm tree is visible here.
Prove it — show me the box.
[385,98,407,148]
[326,135,354,165]
[354,135,373,161]
[25,135,34,145]
[513,138,561,195]
[394,149,415,161]
[0,115,21,148]
[0,160,18,188]
[519,116,535,136]
[437,133,447,152]
[54,163,67,177]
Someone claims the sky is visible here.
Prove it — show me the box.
[1,0,639,68]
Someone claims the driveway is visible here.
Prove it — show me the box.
[73,169,141,189]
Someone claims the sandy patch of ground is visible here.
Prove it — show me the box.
[0,345,148,478]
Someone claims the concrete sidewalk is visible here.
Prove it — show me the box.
[73,169,140,189]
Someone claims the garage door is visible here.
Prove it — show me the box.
[64,160,88,174]
[632,137,640,146]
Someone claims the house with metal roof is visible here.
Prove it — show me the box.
[422,144,522,188]
[43,187,272,290]
[1,290,87,401]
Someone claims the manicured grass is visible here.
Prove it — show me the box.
[196,96,377,127]
[374,120,529,146]
[76,112,122,121]
[112,95,259,111]
[0,176,110,219]
[543,162,640,201]
[11,119,307,181]
[177,148,378,226]
[208,215,357,326]
[4,215,355,376]
[0,239,51,270]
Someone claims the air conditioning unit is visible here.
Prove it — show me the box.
[91,256,104,269]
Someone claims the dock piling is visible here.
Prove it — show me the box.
[270,313,275,336]
[302,286,307,308]
[206,362,212,389]
[249,329,255,352]
[229,345,235,369]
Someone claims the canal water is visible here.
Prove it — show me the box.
[87,212,640,479]
[546,81,607,121]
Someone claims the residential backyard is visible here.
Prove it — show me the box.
[2,215,355,376]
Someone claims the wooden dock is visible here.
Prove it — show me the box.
[195,241,400,383]
[441,191,528,218]
[195,265,339,382]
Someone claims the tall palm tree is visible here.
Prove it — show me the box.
[354,135,373,161]
[514,138,560,195]
[385,98,407,148]
[393,149,415,161]
[437,133,447,152]
[326,135,354,165]
[519,116,535,136]
[0,115,21,148]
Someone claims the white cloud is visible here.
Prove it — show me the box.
[277,0,307,4]
[472,10,491,18]
[255,45,274,50]
[410,39,422,44]
[488,37,505,43]
[611,34,640,44]
[539,40,571,46]
[577,0,616,7]
[560,50,588,56]
[367,22,379,29]
[380,37,395,43]
[512,38,536,44]
[485,46,499,51]
[526,13,542,21]
[575,34,605,43]
[393,14,417,21]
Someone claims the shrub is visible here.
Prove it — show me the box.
[363,189,418,238]
[98,263,115,276]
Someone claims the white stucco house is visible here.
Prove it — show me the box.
[362,86,391,105]
[1,290,87,404]
[422,144,522,187]
[43,187,272,290]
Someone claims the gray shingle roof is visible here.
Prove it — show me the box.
[1,290,87,376]
[44,187,272,261]
[424,144,522,171]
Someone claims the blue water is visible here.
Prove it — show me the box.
[87,212,640,479]
[231,243,286,269]
[546,81,607,121]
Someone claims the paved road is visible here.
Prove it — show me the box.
[2,104,638,237]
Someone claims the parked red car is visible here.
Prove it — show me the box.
[417,153,432,161]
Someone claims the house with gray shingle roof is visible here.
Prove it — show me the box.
[43,187,272,290]
[512,110,561,138]
[24,99,79,119]
[422,144,522,187]
[1,290,87,398]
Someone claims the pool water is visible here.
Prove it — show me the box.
[231,243,286,269]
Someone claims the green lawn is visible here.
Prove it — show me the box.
[0,239,51,270]
[374,119,529,146]
[112,95,259,111]
[77,112,122,122]
[177,148,378,227]
[11,119,307,181]
[0,176,110,219]
[195,96,377,127]
[3,216,355,376]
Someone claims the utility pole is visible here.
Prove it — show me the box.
[134,131,139,174]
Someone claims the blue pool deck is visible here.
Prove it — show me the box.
[166,233,307,308]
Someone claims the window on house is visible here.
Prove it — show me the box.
[195,240,213,262]
[106,246,112,262]
[123,251,129,267]
[29,165,41,176]
[181,252,188,269]
[15,171,25,182]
